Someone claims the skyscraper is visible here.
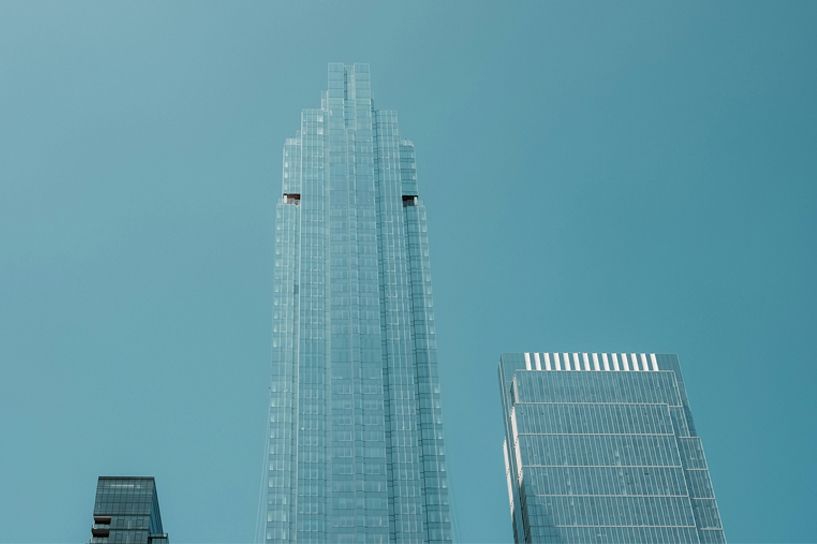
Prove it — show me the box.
[499,352,726,543]
[87,476,168,543]
[261,63,451,544]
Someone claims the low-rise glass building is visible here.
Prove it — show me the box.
[88,476,168,543]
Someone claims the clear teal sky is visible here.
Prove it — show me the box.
[1,2,815,542]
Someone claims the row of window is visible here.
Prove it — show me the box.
[525,495,695,528]
[516,371,682,406]
[515,402,673,436]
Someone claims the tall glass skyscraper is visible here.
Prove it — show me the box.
[499,352,726,543]
[87,476,168,543]
[261,63,451,544]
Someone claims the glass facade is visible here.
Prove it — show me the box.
[261,63,451,544]
[499,353,726,543]
[88,476,168,544]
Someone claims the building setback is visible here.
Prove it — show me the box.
[499,352,726,543]
[88,476,168,543]
[261,63,451,544]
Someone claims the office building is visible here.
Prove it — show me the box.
[261,63,451,544]
[88,476,168,543]
[499,352,726,543]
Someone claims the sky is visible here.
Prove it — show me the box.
[0,1,815,542]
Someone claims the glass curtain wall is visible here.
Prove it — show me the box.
[499,353,726,544]
[262,64,451,544]
[88,476,168,544]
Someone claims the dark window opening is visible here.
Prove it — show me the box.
[93,516,112,525]
[402,195,418,207]
[284,193,301,205]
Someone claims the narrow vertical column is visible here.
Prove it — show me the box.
[402,140,451,544]
[294,105,331,544]
[326,65,356,544]
[329,64,390,544]
[376,110,424,544]
[266,146,301,542]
